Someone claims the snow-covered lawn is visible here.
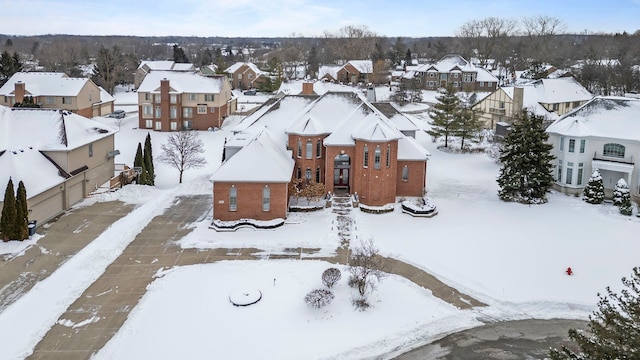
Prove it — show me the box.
[0,101,639,359]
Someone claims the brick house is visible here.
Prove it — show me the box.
[318,61,373,84]
[224,62,269,90]
[0,72,114,118]
[402,54,498,92]
[137,71,236,131]
[0,106,118,225]
[211,88,429,221]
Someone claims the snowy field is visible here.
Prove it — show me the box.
[0,100,638,359]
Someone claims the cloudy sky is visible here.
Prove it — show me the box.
[1,0,639,37]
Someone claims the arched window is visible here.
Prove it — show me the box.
[297,139,302,158]
[386,144,391,168]
[374,146,381,169]
[229,186,237,211]
[316,167,321,183]
[305,140,313,159]
[316,139,322,158]
[305,168,312,181]
[262,186,270,212]
[363,144,369,167]
[603,143,625,158]
[402,166,409,181]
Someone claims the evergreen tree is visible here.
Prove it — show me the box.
[0,50,23,86]
[15,181,28,240]
[427,86,460,148]
[497,110,555,204]
[173,45,190,63]
[143,133,155,186]
[0,179,17,241]
[92,46,118,94]
[307,46,319,79]
[619,197,633,216]
[133,142,147,185]
[550,267,640,359]
[583,169,605,204]
[405,48,412,64]
[455,108,483,150]
[612,178,629,206]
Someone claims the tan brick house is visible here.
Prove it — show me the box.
[224,62,269,90]
[402,54,498,92]
[0,106,118,225]
[137,71,236,131]
[211,89,429,222]
[0,72,114,118]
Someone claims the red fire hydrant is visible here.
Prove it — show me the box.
[566,267,573,276]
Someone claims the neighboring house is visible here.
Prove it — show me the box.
[0,106,118,225]
[137,71,236,131]
[402,54,498,92]
[318,65,341,82]
[336,60,373,84]
[0,72,115,118]
[473,77,593,129]
[224,62,269,90]
[134,60,195,89]
[211,88,430,222]
[546,96,640,201]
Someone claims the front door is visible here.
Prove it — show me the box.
[334,168,349,187]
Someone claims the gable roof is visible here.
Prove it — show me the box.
[345,60,373,74]
[224,62,268,76]
[138,61,195,72]
[531,77,593,104]
[137,71,227,94]
[546,96,640,141]
[0,72,91,97]
[211,128,294,183]
[318,65,340,80]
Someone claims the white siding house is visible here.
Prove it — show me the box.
[546,96,640,200]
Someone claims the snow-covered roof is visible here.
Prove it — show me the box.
[211,128,293,183]
[546,96,640,141]
[98,86,115,104]
[0,72,89,97]
[318,65,340,80]
[137,71,226,94]
[397,135,430,160]
[138,61,195,72]
[502,86,559,121]
[224,62,268,76]
[276,80,358,96]
[0,106,115,196]
[531,77,593,104]
[346,60,373,74]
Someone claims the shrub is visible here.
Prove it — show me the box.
[304,289,334,309]
[619,198,633,216]
[322,268,342,288]
[352,296,370,311]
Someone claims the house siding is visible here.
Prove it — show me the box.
[213,182,289,221]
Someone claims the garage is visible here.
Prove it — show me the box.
[30,191,64,224]
[67,181,84,207]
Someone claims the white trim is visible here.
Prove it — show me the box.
[592,160,634,174]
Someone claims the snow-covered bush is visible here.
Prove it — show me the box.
[583,169,605,204]
[401,196,437,214]
[322,268,342,289]
[612,178,630,206]
[304,289,334,309]
[619,198,633,216]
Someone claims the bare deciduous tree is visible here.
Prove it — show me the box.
[159,131,206,184]
[348,238,386,299]
[522,15,566,64]
[304,289,334,309]
[322,268,342,289]
[456,17,518,67]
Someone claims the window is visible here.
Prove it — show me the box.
[453,82,459,87]
[374,146,381,169]
[229,186,237,211]
[316,140,322,158]
[62,97,72,104]
[46,96,55,104]
[316,167,321,183]
[170,121,177,130]
[440,74,447,80]
[88,144,93,157]
[566,162,574,185]
[182,120,193,130]
[559,137,565,151]
[305,168,312,181]
[183,107,193,118]
[305,140,312,159]
[237,74,242,79]
[143,105,153,116]
[463,74,473,82]
[145,119,153,128]
[552,103,559,111]
[197,105,207,114]
[402,166,409,181]
[189,93,197,101]
[428,73,435,78]
[170,94,177,104]
[248,73,253,79]
[499,101,505,109]
[155,121,162,130]
[386,144,391,168]
[579,139,585,153]
[479,82,484,87]
[297,139,302,158]
[170,106,177,119]
[144,93,150,101]
[363,144,369,167]
[262,186,270,211]
[568,139,575,153]
[155,106,161,118]
[557,160,562,182]
[577,163,584,186]
[573,101,581,108]
[296,167,301,179]
[205,94,214,101]
[603,143,625,158]
[453,73,459,78]
[154,94,161,103]
[428,81,435,87]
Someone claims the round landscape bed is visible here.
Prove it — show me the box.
[229,289,263,307]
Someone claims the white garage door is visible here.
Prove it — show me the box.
[68,181,84,207]
[31,192,64,224]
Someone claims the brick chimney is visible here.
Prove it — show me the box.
[301,82,315,95]
[14,81,25,104]
[160,78,170,130]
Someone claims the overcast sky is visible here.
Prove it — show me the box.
[1,0,639,37]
